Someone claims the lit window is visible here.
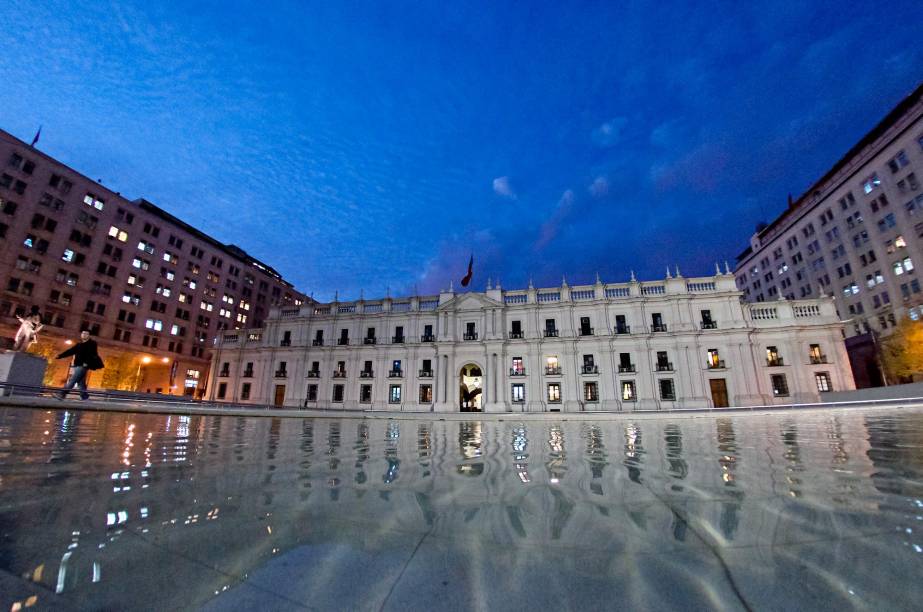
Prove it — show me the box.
[62,249,75,263]
[621,381,636,401]
[145,319,163,331]
[547,383,561,402]
[108,226,128,242]
[862,173,880,194]
[171,324,181,335]
[83,193,105,210]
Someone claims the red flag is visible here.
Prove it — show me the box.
[460,255,473,287]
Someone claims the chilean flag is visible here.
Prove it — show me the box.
[460,255,473,287]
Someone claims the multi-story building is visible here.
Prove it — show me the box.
[209,270,854,411]
[735,83,923,387]
[0,128,305,395]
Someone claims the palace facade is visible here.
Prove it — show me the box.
[209,269,854,412]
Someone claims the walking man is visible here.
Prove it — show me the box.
[56,331,104,400]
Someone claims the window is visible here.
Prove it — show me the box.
[217,383,227,399]
[547,383,561,403]
[83,193,105,210]
[583,381,598,402]
[511,383,525,403]
[145,318,163,331]
[621,381,636,401]
[766,346,782,366]
[814,372,832,393]
[771,374,789,397]
[240,383,251,400]
[389,385,402,404]
[707,349,722,368]
[306,384,318,402]
[861,173,880,194]
[419,385,432,403]
[359,385,372,403]
[659,379,676,401]
[511,357,524,375]
[332,384,344,402]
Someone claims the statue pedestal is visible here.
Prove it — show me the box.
[0,351,48,393]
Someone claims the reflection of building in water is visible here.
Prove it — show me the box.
[210,270,854,412]
[0,409,888,609]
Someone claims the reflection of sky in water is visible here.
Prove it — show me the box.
[2,407,923,610]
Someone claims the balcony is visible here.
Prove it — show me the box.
[579,328,594,336]
[463,332,478,341]
[700,321,718,330]
[652,324,668,333]
[766,358,785,367]
[392,336,405,344]
[307,371,320,378]
[333,370,347,378]
[508,331,524,339]
[509,368,526,377]
[581,365,599,375]
[421,334,435,342]
[618,364,636,373]
[274,370,287,378]
[656,362,673,372]
[545,366,562,375]
[418,370,433,377]
[363,337,376,345]
[543,329,558,338]
[810,354,828,364]
[312,339,324,346]
[360,370,374,378]
[615,325,631,335]
[337,338,349,346]
[388,370,403,378]
[242,369,253,378]
[218,369,230,378]
[707,360,726,370]
[280,339,291,346]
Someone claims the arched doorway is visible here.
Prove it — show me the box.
[459,363,483,412]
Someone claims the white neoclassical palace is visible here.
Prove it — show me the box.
[208,268,855,412]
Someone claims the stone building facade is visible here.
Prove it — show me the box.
[734,83,923,386]
[209,270,854,412]
[0,128,305,394]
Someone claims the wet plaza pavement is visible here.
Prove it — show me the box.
[1,404,923,610]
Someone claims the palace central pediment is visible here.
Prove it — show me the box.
[436,293,503,312]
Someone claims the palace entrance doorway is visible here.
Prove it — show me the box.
[459,364,483,412]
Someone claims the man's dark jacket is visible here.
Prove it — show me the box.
[56,340,104,370]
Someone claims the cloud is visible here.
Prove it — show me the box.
[534,189,576,251]
[588,176,609,198]
[591,117,627,147]
[492,176,516,198]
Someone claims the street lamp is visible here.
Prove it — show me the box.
[136,356,152,392]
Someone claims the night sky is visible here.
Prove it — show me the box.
[2,2,921,301]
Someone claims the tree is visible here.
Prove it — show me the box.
[880,317,923,382]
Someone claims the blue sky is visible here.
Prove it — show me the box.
[2,1,921,300]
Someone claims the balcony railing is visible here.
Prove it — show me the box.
[418,370,433,377]
[579,328,594,336]
[392,336,405,343]
[463,333,478,341]
[363,337,376,345]
[707,360,726,369]
[615,325,631,335]
[700,321,718,330]
[421,334,435,342]
[333,371,347,378]
[810,354,828,364]
[652,324,668,332]
[280,339,291,346]
[312,339,324,346]
[242,370,253,378]
[508,331,524,339]
[543,329,558,338]
[581,365,599,374]
[388,370,403,378]
[545,366,562,375]
[360,370,374,378]
[337,338,349,346]
[509,368,526,376]
[656,362,673,372]
[767,358,785,367]
[218,370,230,377]
[618,364,636,373]
[307,371,320,378]
[274,370,287,378]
